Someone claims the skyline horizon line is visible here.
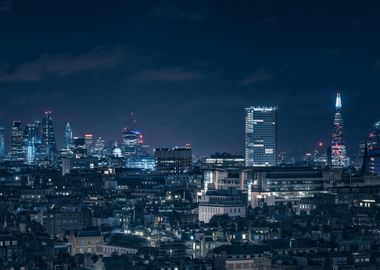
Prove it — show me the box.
[0,92,376,157]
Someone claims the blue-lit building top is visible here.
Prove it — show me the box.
[63,122,73,150]
[245,106,277,167]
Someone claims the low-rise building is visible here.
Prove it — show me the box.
[69,230,104,255]
[199,189,246,223]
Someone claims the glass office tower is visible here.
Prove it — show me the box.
[11,120,24,160]
[245,106,278,167]
[42,111,57,162]
[63,122,73,150]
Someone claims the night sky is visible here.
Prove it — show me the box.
[0,0,380,155]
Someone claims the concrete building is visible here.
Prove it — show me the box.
[38,206,92,236]
[204,168,248,191]
[69,230,104,255]
[249,167,341,207]
[154,145,192,175]
[199,189,246,223]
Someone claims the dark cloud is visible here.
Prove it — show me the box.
[0,0,11,12]
[238,69,275,85]
[147,0,203,21]
[130,67,208,83]
[11,91,65,105]
[0,47,125,82]
[317,49,343,56]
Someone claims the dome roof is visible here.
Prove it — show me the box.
[112,147,123,158]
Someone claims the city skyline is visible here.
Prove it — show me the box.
[1,2,380,269]
[1,1,380,155]
[0,92,376,157]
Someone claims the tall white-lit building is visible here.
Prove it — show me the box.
[63,122,73,150]
[331,93,350,168]
[245,106,278,167]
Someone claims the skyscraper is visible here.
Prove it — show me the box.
[23,121,43,165]
[0,127,4,159]
[331,93,349,168]
[11,120,24,160]
[122,112,147,157]
[93,137,106,158]
[42,111,57,162]
[84,133,94,154]
[63,122,73,150]
[122,128,144,156]
[245,106,278,167]
[24,124,34,164]
[361,121,380,176]
[369,121,380,150]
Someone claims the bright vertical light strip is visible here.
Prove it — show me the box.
[336,92,342,110]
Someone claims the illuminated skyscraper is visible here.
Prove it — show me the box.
[122,128,144,156]
[331,93,350,168]
[0,126,4,159]
[63,122,73,150]
[24,124,36,164]
[245,106,278,167]
[362,121,380,175]
[23,121,43,165]
[72,137,86,157]
[11,121,24,160]
[122,112,147,157]
[42,111,57,162]
[93,137,106,158]
[84,133,94,154]
[369,121,380,150]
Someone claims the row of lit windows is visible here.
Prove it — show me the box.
[0,240,17,247]
[200,207,242,214]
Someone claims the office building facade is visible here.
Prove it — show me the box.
[250,167,340,207]
[199,189,247,223]
[154,145,192,174]
[42,111,57,162]
[11,121,24,161]
[245,106,277,167]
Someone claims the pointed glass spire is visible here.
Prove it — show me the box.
[63,122,73,149]
[331,92,349,168]
[335,92,342,110]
